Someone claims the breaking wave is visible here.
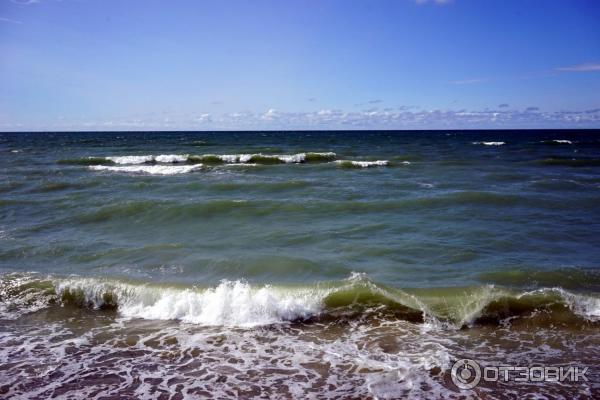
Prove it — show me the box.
[58,153,414,172]
[537,157,600,167]
[107,155,156,164]
[88,152,338,166]
[335,160,390,168]
[192,152,337,164]
[58,157,115,166]
[540,139,573,145]
[89,164,203,175]
[472,141,505,146]
[2,273,598,328]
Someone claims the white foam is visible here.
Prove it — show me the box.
[277,153,306,163]
[312,151,337,158]
[89,164,202,175]
[154,154,189,163]
[235,153,305,163]
[473,141,505,146]
[214,152,335,164]
[271,152,336,163]
[101,152,337,166]
[0,274,55,319]
[106,155,155,164]
[0,304,458,399]
[237,154,253,163]
[218,154,242,163]
[336,160,389,167]
[54,278,323,327]
[539,288,600,321]
[552,139,573,144]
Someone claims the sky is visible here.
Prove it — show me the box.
[1,0,599,131]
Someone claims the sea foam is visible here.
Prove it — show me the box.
[335,160,390,168]
[472,141,505,146]
[90,164,202,175]
[102,152,337,166]
[106,155,155,164]
[55,278,323,327]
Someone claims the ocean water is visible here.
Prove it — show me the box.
[0,130,599,399]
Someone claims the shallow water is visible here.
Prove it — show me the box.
[1,130,599,398]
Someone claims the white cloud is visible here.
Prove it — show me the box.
[0,17,23,24]
[415,0,451,5]
[10,0,39,4]
[261,108,279,121]
[448,78,485,85]
[556,62,600,72]
[195,113,212,123]
[3,106,600,131]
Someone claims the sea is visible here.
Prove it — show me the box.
[0,130,599,399]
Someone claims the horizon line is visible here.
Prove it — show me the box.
[2,127,600,134]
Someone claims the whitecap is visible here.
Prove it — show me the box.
[335,160,389,167]
[106,155,155,164]
[154,154,189,163]
[54,278,323,327]
[90,164,202,175]
[472,141,505,146]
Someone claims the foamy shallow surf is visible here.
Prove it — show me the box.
[1,272,599,399]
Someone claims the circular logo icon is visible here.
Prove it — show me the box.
[451,359,482,389]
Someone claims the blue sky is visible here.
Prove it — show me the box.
[1,0,599,130]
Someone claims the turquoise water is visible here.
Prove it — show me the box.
[1,130,599,398]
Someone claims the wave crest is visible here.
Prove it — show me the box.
[2,273,599,328]
[335,160,390,168]
[56,278,322,327]
[472,141,505,146]
[89,165,203,175]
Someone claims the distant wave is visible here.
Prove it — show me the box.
[540,139,573,145]
[58,157,115,166]
[537,157,600,167]
[58,153,414,172]
[67,192,548,225]
[154,154,189,163]
[472,141,505,146]
[193,152,337,164]
[335,160,390,168]
[90,164,203,175]
[2,272,598,328]
[107,155,156,164]
[100,152,337,165]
